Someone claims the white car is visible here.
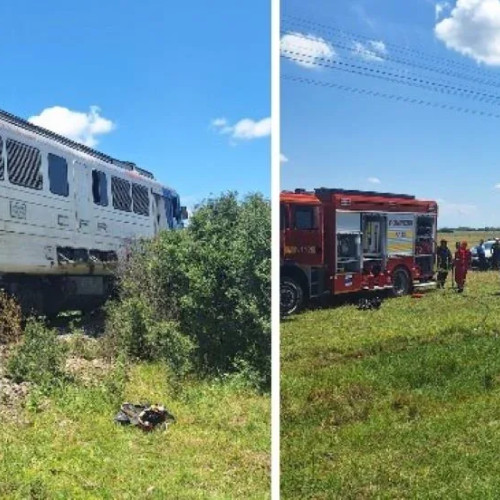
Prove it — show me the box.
[470,240,496,267]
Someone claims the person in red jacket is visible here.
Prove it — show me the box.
[454,241,471,293]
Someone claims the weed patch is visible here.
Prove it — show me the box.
[7,318,68,390]
[0,291,22,345]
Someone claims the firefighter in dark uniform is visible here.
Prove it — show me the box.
[477,239,487,271]
[436,239,453,289]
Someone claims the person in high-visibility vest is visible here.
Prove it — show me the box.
[454,241,471,293]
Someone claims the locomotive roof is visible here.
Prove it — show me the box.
[0,108,158,183]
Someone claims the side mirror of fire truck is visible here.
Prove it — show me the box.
[181,206,188,220]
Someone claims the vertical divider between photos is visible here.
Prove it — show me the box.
[271,0,281,498]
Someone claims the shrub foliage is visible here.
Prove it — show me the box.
[107,192,271,385]
[105,297,194,378]
[7,318,67,387]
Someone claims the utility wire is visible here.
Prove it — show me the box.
[282,74,500,119]
[281,50,500,106]
[281,29,500,91]
[282,14,500,80]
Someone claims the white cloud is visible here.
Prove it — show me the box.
[435,0,500,65]
[232,118,271,139]
[367,176,381,184]
[280,32,335,68]
[353,40,388,62]
[370,40,387,53]
[435,1,451,20]
[212,117,271,141]
[28,106,115,147]
[280,154,289,163]
[494,183,500,189]
[211,118,227,127]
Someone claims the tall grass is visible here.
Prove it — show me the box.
[282,271,500,498]
[0,363,270,499]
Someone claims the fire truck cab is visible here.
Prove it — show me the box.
[280,188,438,314]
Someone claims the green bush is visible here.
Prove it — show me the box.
[7,318,67,388]
[147,320,195,378]
[105,297,194,379]
[111,192,271,387]
[105,297,151,360]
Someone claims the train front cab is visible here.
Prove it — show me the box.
[152,187,188,233]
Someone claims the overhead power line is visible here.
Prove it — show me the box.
[281,29,500,91]
[282,74,500,119]
[281,49,500,106]
[282,14,500,80]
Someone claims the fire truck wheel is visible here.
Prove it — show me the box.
[280,276,304,315]
[392,267,411,297]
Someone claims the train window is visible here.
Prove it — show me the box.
[92,170,108,206]
[293,205,319,230]
[111,176,131,212]
[6,139,43,190]
[48,154,69,196]
[0,136,4,180]
[132,183,149,216]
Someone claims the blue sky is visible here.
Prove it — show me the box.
[281,0,500,228]
[1,0,270,210]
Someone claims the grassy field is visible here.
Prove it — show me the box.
[281,270,500,498]
[0,362,270,499]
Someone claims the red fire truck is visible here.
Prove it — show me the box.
[280,188,438,314]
